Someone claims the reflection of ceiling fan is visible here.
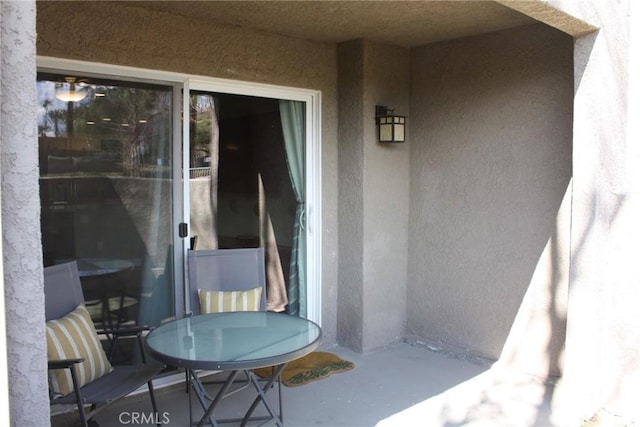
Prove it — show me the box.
[55,76,89,102]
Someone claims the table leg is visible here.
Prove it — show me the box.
[188,366,285,427]
[240,364,286,427]
[193,369,241,427]
[187,370,195,427]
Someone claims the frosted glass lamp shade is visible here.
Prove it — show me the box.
[376,105,406,143]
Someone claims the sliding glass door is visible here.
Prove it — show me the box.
[37,59,322,335]
[187,91,308,316]
[37,73,177,348]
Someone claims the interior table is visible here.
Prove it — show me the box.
[75,258,137,329]
[75,257,134,278]
[145,311,322,427]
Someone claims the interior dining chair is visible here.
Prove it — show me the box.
[44,261,164,427]
[186,248,279,418]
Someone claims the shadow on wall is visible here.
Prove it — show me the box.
[407,24,575,374]
[400,26,620,426]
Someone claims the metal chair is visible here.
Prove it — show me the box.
[186,248,281,422]
[187,247,267,315]
[44,261,163,427]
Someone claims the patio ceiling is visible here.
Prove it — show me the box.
[127,1,539,47]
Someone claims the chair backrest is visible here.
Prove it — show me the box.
[188,248,267,315]
[44,261,85,321]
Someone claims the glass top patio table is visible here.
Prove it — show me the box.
[145,311,322,371]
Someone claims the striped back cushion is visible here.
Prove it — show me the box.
[199,287,263,314]
[46,304,113,396]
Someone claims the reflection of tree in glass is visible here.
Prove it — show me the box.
[38,81,171,176]
[190,94,219,249]
[39,98,68,137]
[190,94,217,166]
[37,80,93,138]
[72,86,171,176]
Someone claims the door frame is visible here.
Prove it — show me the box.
[36,57,323,325]
[186,79,322,323]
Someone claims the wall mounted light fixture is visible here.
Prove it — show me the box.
[376,105,406,143]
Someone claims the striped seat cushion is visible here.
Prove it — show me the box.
[199,287,262,313]
[46,304,113,396]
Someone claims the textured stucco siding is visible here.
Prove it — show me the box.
[36,2,331,90]
[408,24,573,371]
[545,0,639,423]
[337,40,365,351]
[36,1,340,344]
[361,41,410,352]
[1,1,50,425]
[337,40,410,352]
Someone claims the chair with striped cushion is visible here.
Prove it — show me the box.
[188,248,267,315]
[44,261,164,427]
[186,248,278,406]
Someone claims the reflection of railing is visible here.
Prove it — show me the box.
[137,166,210,179]
[42,167,212,180]
[137,167,172,179]
[190,167,211,179]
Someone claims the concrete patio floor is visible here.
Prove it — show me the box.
[52,341,561,427]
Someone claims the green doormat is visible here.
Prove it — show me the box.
[254,351,354,387]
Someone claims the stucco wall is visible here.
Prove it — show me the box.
[1,1,50,425]
[337,41,365,351]
[544,0,639,423]
[36,1,340,344]
[408,24,573,371]
[337,40,411,352]
[361,42,410,352]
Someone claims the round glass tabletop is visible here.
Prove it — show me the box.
[146,311,322,371]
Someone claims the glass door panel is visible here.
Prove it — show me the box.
[188,91,307,316]
[37,73,176,357]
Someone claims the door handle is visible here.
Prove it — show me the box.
[179,222,188,238]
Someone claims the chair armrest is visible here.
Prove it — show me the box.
[99,325,156,364]
[48,358,84,370]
